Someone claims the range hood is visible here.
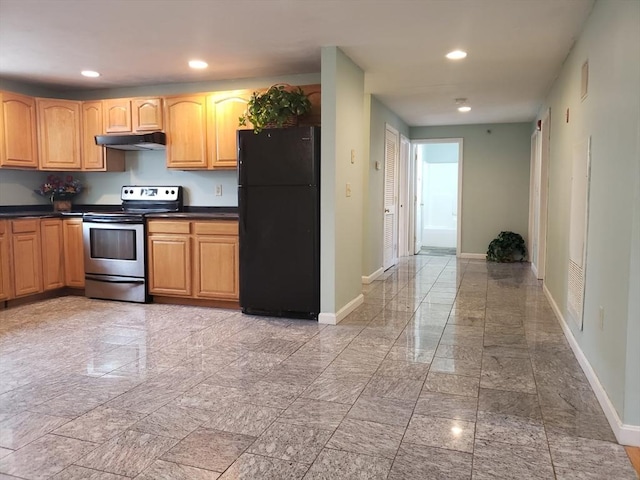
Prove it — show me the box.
[95,131,166,151]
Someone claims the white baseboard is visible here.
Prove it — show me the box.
[531,263,539,279]
[458,253,486,260]
[362,267,384,284]
[318,293,364,325]
[543,284,640,447]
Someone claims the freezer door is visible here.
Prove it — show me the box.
[238,127,319,187]
[239,185,319,317]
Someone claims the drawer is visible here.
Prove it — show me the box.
[148,220,191,234]
[194,221,238,236]
[11,219,39,233]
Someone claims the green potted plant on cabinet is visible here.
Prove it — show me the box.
[239,84,311,134]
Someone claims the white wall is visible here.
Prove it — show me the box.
[538,0,640,429]
[411,123,531,255]
[320,47,365,317]
[422,161,458,248]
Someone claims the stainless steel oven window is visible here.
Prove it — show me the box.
[89,228,137,260]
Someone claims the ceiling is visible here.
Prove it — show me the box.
[0,0,594,126]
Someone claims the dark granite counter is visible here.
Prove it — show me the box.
[0,205,238,220]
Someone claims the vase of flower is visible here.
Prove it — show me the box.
[35,175,83,212]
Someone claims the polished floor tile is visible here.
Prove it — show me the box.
[303,448,391,479]
[75,430,177,477]
[0,255,636,479]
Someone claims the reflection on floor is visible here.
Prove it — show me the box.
[0,255,636,479]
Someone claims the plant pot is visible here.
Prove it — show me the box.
[264,115,298,129]
[52,198,72,212]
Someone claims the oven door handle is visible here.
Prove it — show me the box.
[85,276,145,285]
[83,217,143,224]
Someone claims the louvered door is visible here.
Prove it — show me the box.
[383,125,399,270]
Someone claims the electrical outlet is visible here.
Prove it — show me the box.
[215,185,222,196]
[346,183,352,197]
[599,306,605,330]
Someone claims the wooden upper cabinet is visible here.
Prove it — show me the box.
[0,91,38,169]
[133,98,163,131]
[0,221,12,300]
[37,98,82,170]
[104,97,163,133]
[81,101,125,172]
[41,218,65,291]
[165,95,209,169]
[210,91,251,169]
[103,99,132,133]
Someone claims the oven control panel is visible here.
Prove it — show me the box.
[121,186,182,201]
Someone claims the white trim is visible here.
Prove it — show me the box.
[543,284,640,447]
[531,263,539,279]
[459,253,486,260]
[318,294,364,325]
[362,267,384,284]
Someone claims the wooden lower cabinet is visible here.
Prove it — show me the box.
[147,219,238,301]
[63,218,84,287]
[0,221,12,300]
[41,218,65,291]
[148,234,192,296]
[11,219,43,297]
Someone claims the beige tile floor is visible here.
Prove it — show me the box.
[0,255,636,479]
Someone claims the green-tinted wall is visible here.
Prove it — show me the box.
[410,123,531,255]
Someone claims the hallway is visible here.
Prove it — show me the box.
[0,255,636,478]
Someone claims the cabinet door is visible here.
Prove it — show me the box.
[11,220,42,297]
[41,219,64,291]
[133,98,163,132]
[82,101,105,170]
[148,234,192,296]
[103,99,132,133]
[194,235,239,300]
[37,99,82,170]
[165,95,209,169]
[63,218,84,287]
[0,221,12,300]
[210,92,251,169]
[0,91,38,169]
[82,101,125,172]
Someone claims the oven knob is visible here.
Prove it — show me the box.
[165,189,169,194]
[171,190,175,195]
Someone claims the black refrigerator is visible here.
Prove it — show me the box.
[238,126,320,320]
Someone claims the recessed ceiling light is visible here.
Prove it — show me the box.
[458,106,471,113]
[446,50,467,60]
[81,70,100,78]
[188,60,208,69]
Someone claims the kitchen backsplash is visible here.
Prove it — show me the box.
[0,150,239,206]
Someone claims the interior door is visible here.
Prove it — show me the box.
[398,135,410,257]
[414,146,423,254]
[383,125,399,270]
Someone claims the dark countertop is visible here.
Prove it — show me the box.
[0,205,238,220]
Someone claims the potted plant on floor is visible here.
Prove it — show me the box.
[486,231,527,262]
[239,84,312,134]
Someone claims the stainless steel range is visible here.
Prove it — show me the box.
[83,186,183,303]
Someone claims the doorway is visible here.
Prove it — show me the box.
[414,139,463,256]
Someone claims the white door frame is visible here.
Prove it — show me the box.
[410,144,422,254]
[529,129,540,276]
[398,135,411,257]
[529,109,550,279]
[412,138,463,256]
